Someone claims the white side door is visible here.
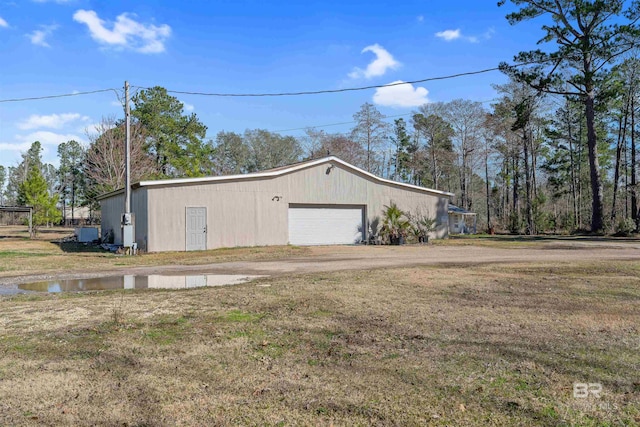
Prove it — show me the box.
[186,207,207,251]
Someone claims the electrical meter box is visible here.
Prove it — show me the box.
[121,212,135,248]
[122,224,134,247]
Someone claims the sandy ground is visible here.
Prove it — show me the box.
[1,239,639,289]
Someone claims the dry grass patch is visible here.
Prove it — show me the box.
[0,226,310,278]
[1,261,639,425]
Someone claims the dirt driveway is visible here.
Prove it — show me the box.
[147,239,640,275]
[3,238,638,288]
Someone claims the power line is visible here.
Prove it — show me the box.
[0,59,539,104]
[140,66,503,98]
[0,88,120,103]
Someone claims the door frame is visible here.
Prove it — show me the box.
[185,206,207,251]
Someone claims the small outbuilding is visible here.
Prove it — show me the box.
[98,156,454,252]
[448,204,477,234]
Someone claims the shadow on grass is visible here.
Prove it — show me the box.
[56,240,106,254]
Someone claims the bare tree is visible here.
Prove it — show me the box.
[0,165,5,205]
[609,56,640,229]
[351,103,389,174]
[211,131,250,175]
[84,116,157,199]
[435,100,485,210]
[305,128,366,167]
[243,129,302,172]
[494,80,547,234]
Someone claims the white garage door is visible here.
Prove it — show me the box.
[288,205,364,245]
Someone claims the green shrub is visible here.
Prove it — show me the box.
[615,218,636,236]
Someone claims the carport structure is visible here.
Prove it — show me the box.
[98,156,454,252]
[0,206,33,238]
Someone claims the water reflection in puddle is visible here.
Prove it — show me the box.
[17,274,263,293]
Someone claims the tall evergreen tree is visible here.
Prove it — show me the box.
[499,0,640,232]
[57,140,85,225]
[18,158,61,233]
[4,141,45,205]
[390,118,411,181]
[132,86,209,177]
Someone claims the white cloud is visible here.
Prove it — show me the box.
[0,17,8,28]
[183,103,194,112]
[435,29,461,41]
[27,25,58,47]
[18,113,88,130]
[0,141,32,152]
[0,132,84,167]
[435,28,490,43]
[0,131,84,153]
[483,27,496,40]
[372,81,430,108]
[18,131,84,145]
[348,44,400,79]
[73,9,171,53]
[417,15,424,23]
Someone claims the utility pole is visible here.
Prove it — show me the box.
[125,81,131,214]
[121,81,135,254]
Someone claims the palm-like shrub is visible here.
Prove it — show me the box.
[407,211,437,243]
[380,203,410,244]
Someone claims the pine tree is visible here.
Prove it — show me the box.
[18,166,61,234]
[498,0,640,232]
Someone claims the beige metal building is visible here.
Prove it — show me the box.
[98,156,453,252]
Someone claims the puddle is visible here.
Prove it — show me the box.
[11,274,263,294]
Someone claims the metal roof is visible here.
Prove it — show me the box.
[98,156,455,200]
[0,206,32,213]
[448,204,476,215]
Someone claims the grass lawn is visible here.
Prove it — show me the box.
[1,261,639,425]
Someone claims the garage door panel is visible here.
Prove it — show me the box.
[288,205,363,245]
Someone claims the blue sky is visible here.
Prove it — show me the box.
[0,0,541,169]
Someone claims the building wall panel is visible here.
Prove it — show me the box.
[132,188,148,251]
[100,189,148,248]
[107,159,450,252]
[100,193,124,245]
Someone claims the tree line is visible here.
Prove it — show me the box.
[0,1,638,235]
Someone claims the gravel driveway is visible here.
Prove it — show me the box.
[2,239,638,290]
